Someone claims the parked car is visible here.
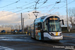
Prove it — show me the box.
[1,30,6,33]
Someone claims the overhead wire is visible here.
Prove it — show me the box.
[5,1,35,11]
[53,0,75,14]
[0,4,34,17]
[48,4,56,12]
[47,0,62,13]
[38,0,65,9]
[37,0,48,9]
[40,2,57,13]
[47,0,75,14]
[34,0,40,11]
[0,1,36,17]
[0,0,20,8]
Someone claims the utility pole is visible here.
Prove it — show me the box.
[56,0,69,31]
[21,13,22,30]
[22,18,24,33]
[33,0,39,19]
[35,0,39,11]
[21,13,24,33]
[66,0,69,31]
[19,25,20,30]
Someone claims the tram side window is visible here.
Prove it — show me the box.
[37,23,42,30]
[35,23,38,30]
[35,23,42,30]
[43,21,48,31]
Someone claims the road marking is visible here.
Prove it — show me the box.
[0,46,14,50]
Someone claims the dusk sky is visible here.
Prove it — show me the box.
[0,0,75,27]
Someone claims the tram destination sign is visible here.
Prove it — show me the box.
[49,18,58,20]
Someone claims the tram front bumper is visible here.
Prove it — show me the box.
[51,35,63,40]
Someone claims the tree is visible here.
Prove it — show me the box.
[69,8,75,29]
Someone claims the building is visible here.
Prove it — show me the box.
[61,25,67,31]
[72,24,75,29]
[0,27,11,32]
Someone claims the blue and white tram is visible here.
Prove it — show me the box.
[30,15,64,41]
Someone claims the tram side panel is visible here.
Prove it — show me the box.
[30,24,35,38]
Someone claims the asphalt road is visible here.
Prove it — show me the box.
[0,33,75,50]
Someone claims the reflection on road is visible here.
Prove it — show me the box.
[0,46,14,50]
[0,34,38,42]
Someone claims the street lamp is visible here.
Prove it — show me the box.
[33,11,39,19]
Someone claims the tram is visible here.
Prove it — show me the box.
[30,15,64,41]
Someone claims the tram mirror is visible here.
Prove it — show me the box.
[59,20,64,25]
[62,20,64,25]
[59,20,61,22]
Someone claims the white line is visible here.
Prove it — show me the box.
[0,46,14,50]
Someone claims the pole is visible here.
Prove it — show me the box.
[66,0,69,31]
[35,3,37,19]
[19,24,20,30]
[22,18,24,33]
[21,13,22,29]
[21,13,23,33]
[34,0,39,19]
[36,16,37,19]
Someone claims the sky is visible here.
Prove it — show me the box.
[0,0,75,28]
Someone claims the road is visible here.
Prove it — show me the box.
[0,33,75,50]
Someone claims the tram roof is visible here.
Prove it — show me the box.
[34,15,59,23]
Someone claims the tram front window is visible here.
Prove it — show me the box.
[48,21,61,32]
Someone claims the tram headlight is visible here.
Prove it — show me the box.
[60,33,62,35]
[50,33,54,36]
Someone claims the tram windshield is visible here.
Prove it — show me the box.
[48,21,61,32]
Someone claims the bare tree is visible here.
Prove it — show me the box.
[69,8,75,29]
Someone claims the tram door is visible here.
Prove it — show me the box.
[35,22,42,40]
